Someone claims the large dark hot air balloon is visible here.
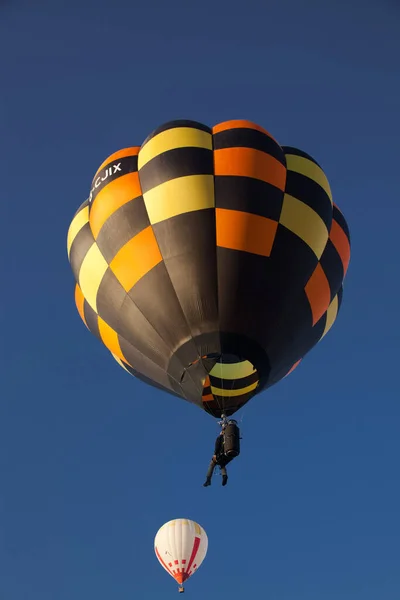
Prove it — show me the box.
[67,119,351,418]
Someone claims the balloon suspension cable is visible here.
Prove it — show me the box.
[218,414,229,429]
[218,414,238,430]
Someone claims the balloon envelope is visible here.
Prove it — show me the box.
[154,518,208,586]
[67,119,351,417]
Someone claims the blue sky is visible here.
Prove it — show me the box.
[1,1,399,598]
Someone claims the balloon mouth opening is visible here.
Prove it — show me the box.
[201,354,259,408]
[177,346,265,417]
[175,573,190,584]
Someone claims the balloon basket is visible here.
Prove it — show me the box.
[178,586,185,593]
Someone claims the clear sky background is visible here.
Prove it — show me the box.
[1,1,399,599]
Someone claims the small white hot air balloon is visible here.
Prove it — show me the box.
[154,518,208,593]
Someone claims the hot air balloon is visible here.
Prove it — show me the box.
[67,119,351,419]
[154,518,208,593]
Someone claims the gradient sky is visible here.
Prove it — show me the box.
[1,1,399,599]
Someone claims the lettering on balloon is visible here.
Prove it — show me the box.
[87,155,138,204]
